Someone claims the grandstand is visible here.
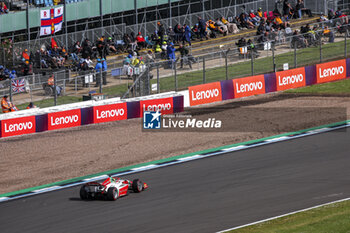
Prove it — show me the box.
[0,0,349,111]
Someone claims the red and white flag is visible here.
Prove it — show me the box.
[40,6,63,36]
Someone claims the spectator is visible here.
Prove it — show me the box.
[323,26,335,43]
[283,0,294,19]
[198,17,208,41]
[9,70,17,80]
[166,42,176,69]
[47,74,62,95]
[1,95,17,113]
[183,24,192,46]
[145,50,155,64]
[157,22,166,42]
[26,102,37,109]
[296,0,313,18]
[319,12,329,22]
[174,24,183,43]
[136,32,147,49]
[177,44,195,69]
[0,2,9,14]
[167,26,176,42]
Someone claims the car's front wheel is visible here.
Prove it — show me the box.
[132,179,143,193]
[107,187,119,201]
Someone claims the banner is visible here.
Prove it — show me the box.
[1,116,36,138]
[11,79,26,93]
[40,6,63,36]
[48,109,81,130]
[93,103,128,124]
[316,60,347,84]
[188,82,222,106]
[233,75,265,98]
[276,67,306,91]
[140,97,174,115]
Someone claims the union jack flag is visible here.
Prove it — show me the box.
[11,79,26,93]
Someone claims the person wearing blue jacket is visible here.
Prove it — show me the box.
[167,42,176,69]
[102,58,107,85]
[183,24,192,46]
[95,58,103,87]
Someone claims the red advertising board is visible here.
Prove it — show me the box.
[188,82,222,106]
[233,75,265,98]
[48,109,81,131]
[1,116,36,138]
[275,67,306,91]
[93,103,127,124]
[316,59,347,84]
[140,97,174,115]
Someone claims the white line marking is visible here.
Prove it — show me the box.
[131,164,158,171]
[265,136,289,142]
[32,186,61,193]
[0,197,9,202]
[222,145,248,151]
[217,197,350,233]
[83,175,109,182]
[177,155,202,161]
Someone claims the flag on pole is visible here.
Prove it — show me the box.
[40,6,63,36]
[11,79,26,93]
[51,38,58,48]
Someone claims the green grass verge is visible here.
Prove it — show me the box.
[286,78,350,94]
[229,200,350,233]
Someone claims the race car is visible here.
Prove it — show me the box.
[80,176,148,201]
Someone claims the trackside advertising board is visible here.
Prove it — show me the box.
[316,60,347,84]
[140,97,174,115]
[275,67,306,91]
[93,103,127,124]
[233,75,266,98]
[0,116,36,138]
[188,82,222,106]
[48,109,81,130]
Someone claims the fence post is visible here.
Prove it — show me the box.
[345,30,347,58]
[272,44,276,72]
[9,79,12,102]
[157,65,160,93]
[99,71,102,93]
[319,35,322,63]
[251,51,254,76]
[54,73,57,106]
[225,51,228,80]
[174,61,178,92]
[203,57,206,84]
[294,43,297,68]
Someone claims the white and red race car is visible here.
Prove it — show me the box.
[80,176,148,201]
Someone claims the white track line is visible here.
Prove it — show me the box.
[217,197,350,233]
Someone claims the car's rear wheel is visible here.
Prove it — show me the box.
[80,185,89,200]
[107,187,118,201]
[132,179,143,193]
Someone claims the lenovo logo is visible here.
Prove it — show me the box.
[1,116,36,138]
[143,103,172,112]
[96,109,125,119]
[276,68,306,91]
[233,75,266,98]
[48,109,81,130]
[188,82,222,106]
[4,121,33,133]
[236,81,263,93]
[50,115,79,126]
[191,88,220,101]
[316,60,347,84]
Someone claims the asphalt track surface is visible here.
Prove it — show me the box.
[1,128,350,233]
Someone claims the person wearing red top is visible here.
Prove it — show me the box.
[0,2,9,14]
[136,32,146,49]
